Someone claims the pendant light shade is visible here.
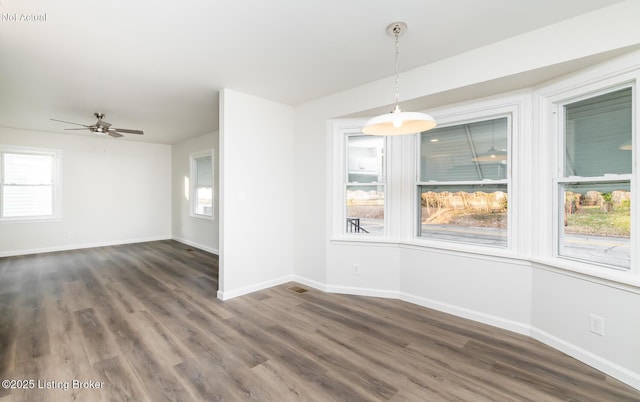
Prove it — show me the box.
[362,106,437,136]
[363,22,436,136]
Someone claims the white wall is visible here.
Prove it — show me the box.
[531,267,640,388]
[399,247,532,334]
[218,89,295,299]
[0,127,171,256]
[292,0,640,390]
[171,131,219,254]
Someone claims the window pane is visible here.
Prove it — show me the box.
[347,135,384,183]
[3,153,53,184]
[346,185,384,235]
[195,156,213,187]
[3,185,53,217]
[560,181,630,269]
[418,184,507,247]
[195,187,212,216]
[564,88,632,177]
[420,117,508,182]
[193,155,213,217]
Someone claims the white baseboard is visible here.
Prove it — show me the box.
[172,236,219,255]
[0,235,172,257]
[290,276,330,292]
[217,274,295,301]
[325,284,400,299]
[399,292,531,336]
[289,276,400,299]
[531,327,640,391]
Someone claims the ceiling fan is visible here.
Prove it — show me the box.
[50,112,144,138]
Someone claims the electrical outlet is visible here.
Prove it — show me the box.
[352,264,360,275]
[589,314,605,336]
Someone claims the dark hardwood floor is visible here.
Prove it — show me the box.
[0,240,638,401]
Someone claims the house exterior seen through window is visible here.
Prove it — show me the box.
[417,116,510,247]
[557,87,632,269]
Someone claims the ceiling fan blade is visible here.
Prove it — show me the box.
[97,120,112,129]
[108,131,124,138]
[114,128,144,135]
[50,118,90,127]
[64,128,92,131]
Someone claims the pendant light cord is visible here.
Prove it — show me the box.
[393,29,401,111]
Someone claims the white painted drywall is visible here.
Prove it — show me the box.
[171,131,219,254]
[218,89,294,299]
[0,127,171,255]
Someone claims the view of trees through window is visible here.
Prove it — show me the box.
[560,183,631,268]
[558,87,632,269]
[418,117,509,247]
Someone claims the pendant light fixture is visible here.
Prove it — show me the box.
[362,22,437,136]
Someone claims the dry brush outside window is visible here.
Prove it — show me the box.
[557,87,632,269]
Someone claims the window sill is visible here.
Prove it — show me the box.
[330,236,396,246]
[330,236,527,264]
[0,216,62,224]
[190,214,214,221]
[531,257,640,292]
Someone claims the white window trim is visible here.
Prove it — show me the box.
[554,84,634,271]
[409,96,527,257]
[0,145,63,223]
[535,62,640,282]
[414,113,512,250]
[189,149,214,220]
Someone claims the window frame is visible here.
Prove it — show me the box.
[552,83,635,271]
[331,122,390,240]
[189,149,214,220]
[343,133,387,237]
[0,146,62,223]
[414,107,515,250]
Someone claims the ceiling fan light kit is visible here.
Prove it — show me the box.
[50,112,144,138]
[362,22,437,136]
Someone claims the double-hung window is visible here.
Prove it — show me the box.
[1,148,61,221]
[417,116,510,247]
[344,134,386,235]
[556,86,633,270]
[190,150,214,219]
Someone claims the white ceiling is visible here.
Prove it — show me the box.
[0,0,627,144]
